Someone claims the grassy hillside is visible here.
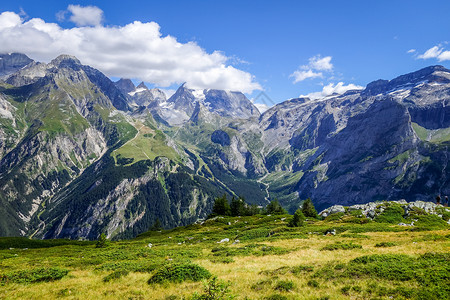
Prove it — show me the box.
[0,209,448,299]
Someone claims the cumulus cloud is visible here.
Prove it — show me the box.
[308,55,333,71]
[67,5,103,27]
[417,45,450,61]
[56,5,103,27]
[290,55,333,83]
[290,69,322,83]
[0,10,261,93]
[301,82,363,100]
[407,49,416,54]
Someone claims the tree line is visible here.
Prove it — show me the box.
[210,194,318,227]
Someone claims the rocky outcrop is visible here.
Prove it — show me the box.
[319,200,449,220]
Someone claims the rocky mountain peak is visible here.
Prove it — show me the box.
[0,53,34,78]
[136,82,148,90]
[114,78,136,94]
[49,54,82,70]
[166,84,260,122]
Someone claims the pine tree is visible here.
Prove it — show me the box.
[265,199,287,215]
[96,233,108,248]
[230,196,246,216]
[301,198,318,218]
[150,219,162,231]
[289,209,306,227]
[212,194,231,216]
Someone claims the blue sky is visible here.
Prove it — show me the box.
[1,0,450,108]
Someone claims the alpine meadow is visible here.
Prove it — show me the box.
[0,1,449,299]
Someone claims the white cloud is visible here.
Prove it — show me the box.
[417,45,450,61]
[290,69,322,83]
[0,11,261,93]
[438,51,450,61]
[407,49,416,54]
[417,46,442,59]
[253,102,270,113]
[67,5,103,27]
[308,55,333,71]
[301,82,363,100]
[290,55,333,83]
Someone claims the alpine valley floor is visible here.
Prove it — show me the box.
[0,204,448,300]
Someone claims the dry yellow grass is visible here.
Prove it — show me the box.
[1,227,448,299]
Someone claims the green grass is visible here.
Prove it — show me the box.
[112,123,178,164]
[412,122,450,143]
[0,212,448,299]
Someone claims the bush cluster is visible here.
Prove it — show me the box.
[0,267,69,285]
[148,263,212,284]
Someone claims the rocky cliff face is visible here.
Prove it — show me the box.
[259,66,450,210]
[0,53,33,79]
[0,53,449,239]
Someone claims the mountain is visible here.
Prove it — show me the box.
[0,53,33,79]
[259,65,450,210]
[0,52,448,240]
[155,84,260,126]
[115,78,167,108]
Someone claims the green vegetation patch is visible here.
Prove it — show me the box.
[374,204,405,224]
[274,280,295,292]
[103,270,129,282]
[211,243,290,258]
[374,242,397,247]
[0,267,69,285]
[411,214,448,230]
[315,253,450,299]
[321,242,362,251]
[113,125,178,164]
[412,122,450,143]
[148,263,212,284]
[0,237,93,250]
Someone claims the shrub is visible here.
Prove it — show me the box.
[0,267,69,284]
[317,252,450,298]
[290,265,314,275]
[325,212,344,221]
[103,270,129,282]
[374,205,404,224]
[321,242,362,251]
[435,207,450,221]
[412,215,448,230]
[209,257,234,264]
[307,279,319,288]
[341,285,351,295]
[274,280,295,292]
[375,242,397,247]
[190,276,233,300]
[301,198,318,218]
[148,263,212,284]
[288,209,305,227]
